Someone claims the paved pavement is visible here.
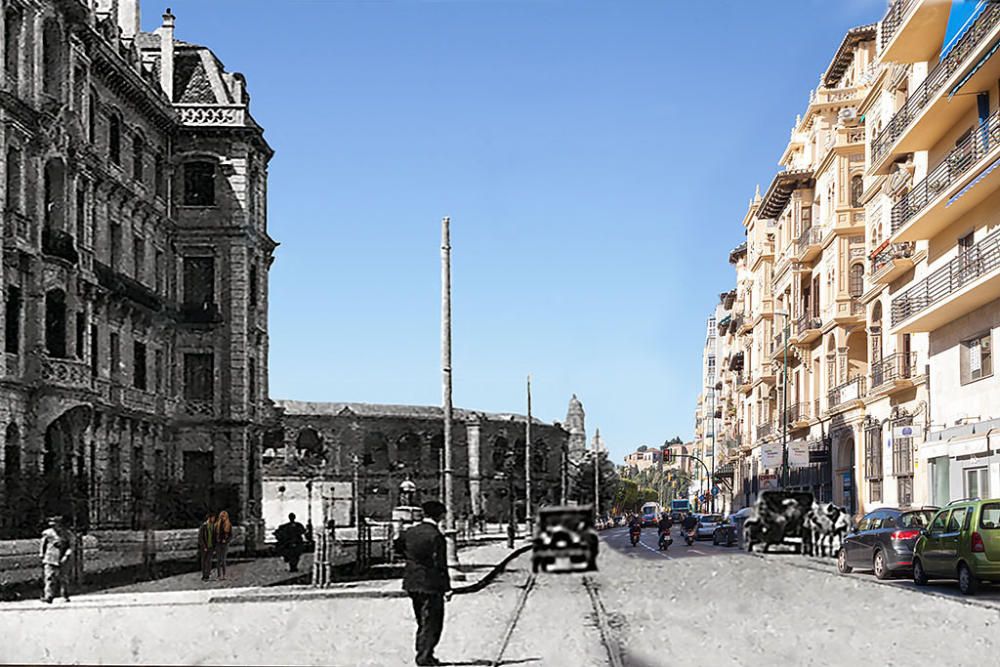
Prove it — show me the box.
[4,527,1000,664]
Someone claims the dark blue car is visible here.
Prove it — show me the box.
[838,507,937,579]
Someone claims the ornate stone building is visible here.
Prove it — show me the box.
[265,400,571,523]
[0,1,274,537]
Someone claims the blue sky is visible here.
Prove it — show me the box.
[146,0,884,465]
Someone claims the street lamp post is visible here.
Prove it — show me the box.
[775,310,791,489]
[525,375,532,534]
[440,216,462,577]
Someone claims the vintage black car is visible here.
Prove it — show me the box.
[532,505,599,573]
[744,491,814,553]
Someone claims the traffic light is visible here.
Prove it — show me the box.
[662,447,672,463]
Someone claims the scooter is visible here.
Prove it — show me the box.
[684,527,696,546]
[629,526,641,546]
[658,530,673,551]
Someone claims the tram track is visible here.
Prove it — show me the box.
[489,568,625,667]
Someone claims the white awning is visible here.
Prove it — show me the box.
[919,442,950,460]
[949,435,990,458]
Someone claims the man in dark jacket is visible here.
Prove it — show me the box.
[395,500,452,666]
[274,513,307,572]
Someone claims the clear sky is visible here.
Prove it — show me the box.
[145,0,885,466]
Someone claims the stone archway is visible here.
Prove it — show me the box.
[41,405,91,530]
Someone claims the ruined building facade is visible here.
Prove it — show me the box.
[0,1,275,537]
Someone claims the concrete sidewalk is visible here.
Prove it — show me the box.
[0,537,532,611]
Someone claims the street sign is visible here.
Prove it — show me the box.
[712,486,720,496]
[893,425,917,439]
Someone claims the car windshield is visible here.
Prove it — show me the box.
[980,503,1000,530]
[899,510,934,528]
[701,515,722,523]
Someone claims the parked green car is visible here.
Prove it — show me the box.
[912,499,1000,595]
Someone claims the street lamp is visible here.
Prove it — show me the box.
[704,384,717,514]
[774,309,791,489]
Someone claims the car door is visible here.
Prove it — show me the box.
[858,511,885,566]
[920,510,949,575]
[843,514,872,567]
[939,506,968,576]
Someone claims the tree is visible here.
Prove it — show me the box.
[636,445,648,452]
[568,450,618,513]
[665,436,683,446]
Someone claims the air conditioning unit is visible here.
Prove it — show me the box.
[839,107,859,125]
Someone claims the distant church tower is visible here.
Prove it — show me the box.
[592,429,605,453]
[566,394,587,455]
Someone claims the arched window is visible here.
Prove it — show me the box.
[132,134,144,182]
[850,174,864,208]
[109,113,121,164]
[849,263,865,297]
[183,161,216,206]
[44,289,67,358]
[43,159,66,230]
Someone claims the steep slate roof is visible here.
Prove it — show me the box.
[272,400,555,426]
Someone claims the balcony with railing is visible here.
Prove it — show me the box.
[796,226,824,263]
[871,3,1000,171]
[176,104,248,127]
[891,109,1000,242]
[737,372,753,394]
[795,314,823,344]
[891,227,1000,332]
[750,240,775,270]
[833,297,866,323]
[3,211,31,245]
[827,376,867,412]
[39,356,93,392]
[870,241,916,285]
[41,228,79,265]
[869,351,920,395]
[779,402,812,430]
[756,422,773,442]
[880,0,951,62]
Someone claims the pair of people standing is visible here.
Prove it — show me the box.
[198,510,233,581]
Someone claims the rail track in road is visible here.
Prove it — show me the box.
[489,569,625,667]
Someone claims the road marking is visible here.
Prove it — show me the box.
[638,540,670,559]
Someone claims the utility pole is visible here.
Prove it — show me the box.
[440,216,461,577]
[593,431,600,519]
[525,375,532,533]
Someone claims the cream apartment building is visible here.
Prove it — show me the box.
[868,0,1000,506]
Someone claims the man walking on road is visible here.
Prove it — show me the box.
[39,516,74,603]
[198,512,216,581]
[395,500,452,666]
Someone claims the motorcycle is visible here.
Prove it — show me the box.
[684,526,696,546]
[629,526,641,546]
[658,530,672,551]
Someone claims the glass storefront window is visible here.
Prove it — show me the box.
[931,456,950,507]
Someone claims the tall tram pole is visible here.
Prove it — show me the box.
[441,217,462,577]
[525,375,533,533]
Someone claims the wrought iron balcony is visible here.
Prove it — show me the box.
[879,0,917,51]
[756,422,772,441]
[796,314,822,336]
[779,402,811,428]
[177,302,223,325]
[94,261,164,312]
[869,351,919,391]
[871,242,916,284]
[872,3,1000,165]
[891,109,1000,236]
[827,376,867,411]
[892,227,1000,327]
[3,211,30,242]
[796,226,824,261]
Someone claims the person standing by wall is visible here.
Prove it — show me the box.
[214,510,232,580]
[394,500,452,667]
[274,513,307,572]
[39,516,74,603]
[198,512,216,581]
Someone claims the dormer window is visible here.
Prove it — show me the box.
[183,161,215,206]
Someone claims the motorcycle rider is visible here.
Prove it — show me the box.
[628,515,642,544]
[681,511,699,541]
[657,512,673,548]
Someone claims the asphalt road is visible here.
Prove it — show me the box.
[600,525,737,562]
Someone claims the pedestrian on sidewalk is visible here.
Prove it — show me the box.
[395,500,452,667]
[39,516,74,604]
[214,510,233,580]
[274,513,307,572]
[198,512,216,581]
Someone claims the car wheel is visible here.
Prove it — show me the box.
[712,534,719,546]
[958,563,979,596]
[913,558,928,586]
[836,548,852,574]
[873,550,890,581]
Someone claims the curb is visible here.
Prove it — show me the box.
[208,543,533,604]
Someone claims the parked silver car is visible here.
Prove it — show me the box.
[696,514,724,539]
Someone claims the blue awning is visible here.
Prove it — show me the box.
[950,37,1000,98]
[941,0,989,61]
[947,154,1000,207]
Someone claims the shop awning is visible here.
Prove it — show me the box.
[941,0,989,62]
[949,37,1000,98]
[949,434,990,458]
